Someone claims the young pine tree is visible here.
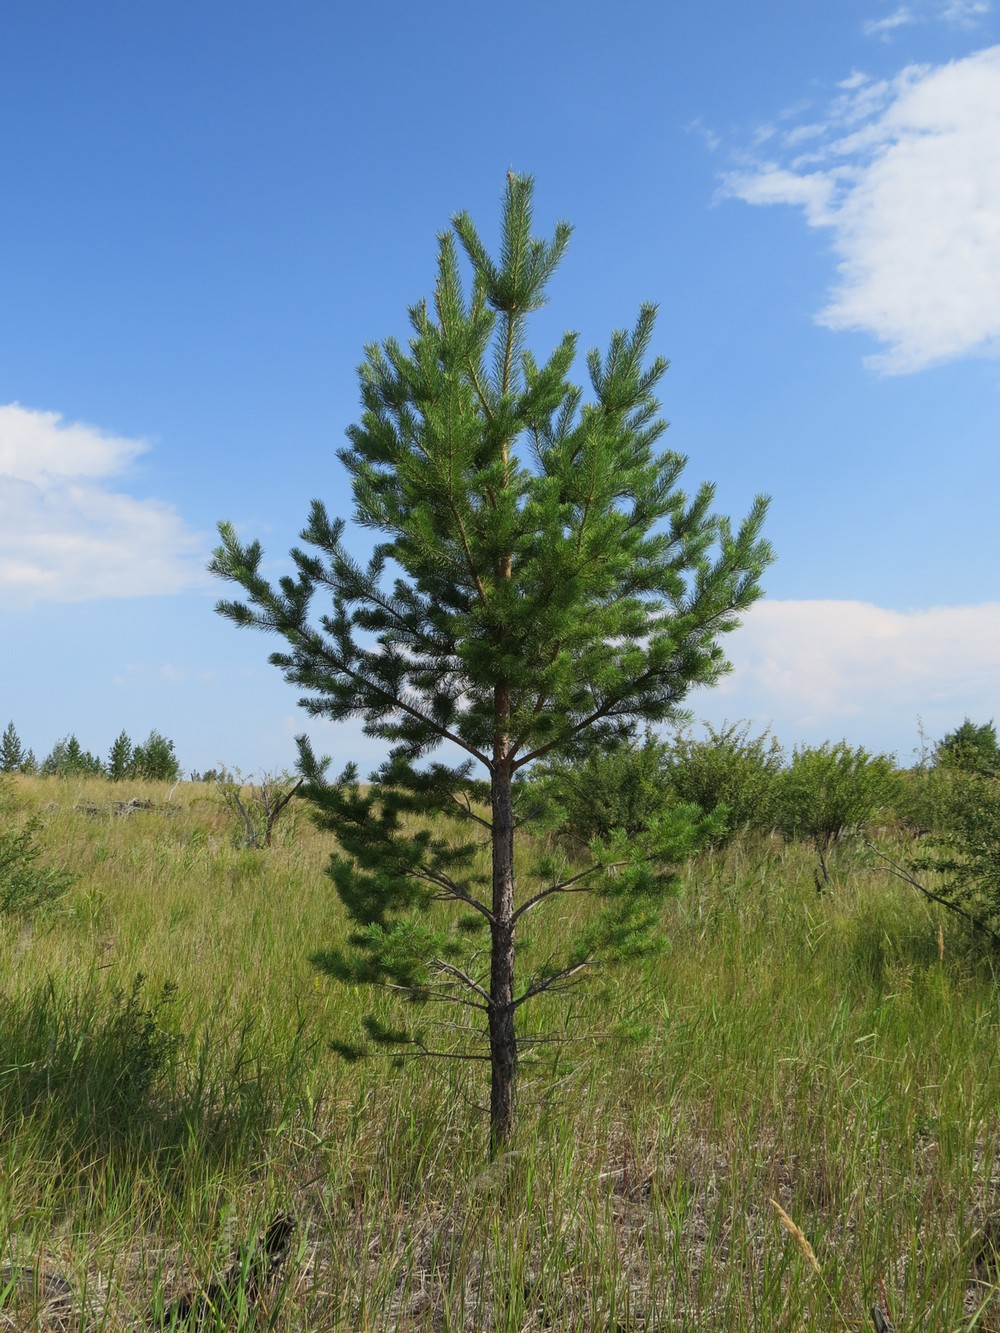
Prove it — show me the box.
[41,735,102,778]
[0,722,26,774]
[107,730,135,782]
[211,175,772,1151]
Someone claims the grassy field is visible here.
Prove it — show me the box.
[1,775,1000,1330]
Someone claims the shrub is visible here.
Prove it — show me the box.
[215,769,303,848]
[531,733,673,847]
[933,718,1000,776]
[893,763,967,836]
[131,730,181,782]
[775,741,900,886]
[0,974,181,1142]
[664,721,784,840]
[0,780,75,913]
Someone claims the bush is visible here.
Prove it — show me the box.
[933,718,1000,776]
[530,733,673,847]
[664,721,784,841]
[215,769,303,848]
[0,974,181,1143]
[132,730,181,782]
[894,763,967,836]
[0,781,75,913]
[775,741,900,886]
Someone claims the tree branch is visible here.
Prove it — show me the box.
[430,958,492,1005]
[865,840,1000,948]
[450,790,492,830]
[511,666,661,771]
[400,1044,492,1062]
[511,864,614,925]
[302,633,492,770]
[513,961,594,1009]
[413,868,494,923]
[424,992,488,1012]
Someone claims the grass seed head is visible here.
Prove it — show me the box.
[769,1197,821,1275]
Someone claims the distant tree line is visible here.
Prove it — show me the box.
[0,722,181,782]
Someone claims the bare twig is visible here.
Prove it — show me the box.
[430,958,492,1006]
[511,864,618,925]
[514,961,593,1008]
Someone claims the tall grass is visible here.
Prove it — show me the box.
[0,777,998,1328]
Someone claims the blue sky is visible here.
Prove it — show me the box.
[2,0,998,775]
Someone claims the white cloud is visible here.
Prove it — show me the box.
[864,7,918,38]
[727,167,839,225]
[723,46,1000,372]
[941,0,991,27]
[0,403,207,607]
[863,0,991,33]
[696,599,1000,756]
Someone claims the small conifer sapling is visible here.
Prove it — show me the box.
[0,722,26,774]
[211,176,772,1152]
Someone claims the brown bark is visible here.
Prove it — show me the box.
[489,691,517,1154]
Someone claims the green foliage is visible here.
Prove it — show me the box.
[0,782,74,913]
[775,742,899,849]
[41,734,103,778]
[132,730,181,782]
[0,721,26,773]
[664,721,784,840]
[911,774,1000,943]
[572,804,726,960]
[304,752,492,992]
[0,974,181,1141]
[107,729,135,781]
[893,763,966,835]
[212,175,772,1144]
[530,732,674,846]
[934,718,1000,776]
[28,729,180,782]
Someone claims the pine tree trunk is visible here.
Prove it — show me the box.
[489,740,517,1154]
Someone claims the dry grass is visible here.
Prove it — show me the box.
[0,777,999,1328]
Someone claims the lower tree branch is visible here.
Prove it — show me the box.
[865,840,1000,948]
[514,960,593,1008]
[511,864,616,925]
[430,958,492,1005]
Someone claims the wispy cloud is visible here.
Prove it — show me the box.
[0,404,206,608]
[685,117,721,152]
[941,0,991,27]
[722,46,1000,373]
[697,599,1000,756]
[863,0,991,36]
[863,7,918,39]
